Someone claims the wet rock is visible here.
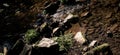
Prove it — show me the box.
[74,31,87,44]
[89,40,97,47]
[35,38,58,48]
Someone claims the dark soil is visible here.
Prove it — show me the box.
[0,0,120,55]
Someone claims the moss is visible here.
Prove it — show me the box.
[25,29,39,44]
[56,33,73,51]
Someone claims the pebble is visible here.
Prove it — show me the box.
[3,3,9,7]
[89,40,97,47]
[74,31,87,44]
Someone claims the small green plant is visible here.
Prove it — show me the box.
[25,29,39,44]
[56,33,73,51]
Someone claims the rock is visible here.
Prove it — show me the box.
[40,22,48,31]
[3,3,9,7]
[3,42,11,55]
[84,43,110,55]
[63,14,78,24]
[52,27,59,34]
[3,47,7,55]
[36,38,58,48]
[63,14,74,23]
[19,44,32,55]
[83,46,88,52]
[89,40,97,47]
[0,53,3,55]
[74,31,87,44]
[81,12,90,17]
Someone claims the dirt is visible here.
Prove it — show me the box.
[66,0,120,55]
[0,0,120,55]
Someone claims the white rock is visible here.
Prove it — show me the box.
[37,38,57,48]
[52,27,59,34]
[81,12,89,17]
[89,40,97,47]
[3,3,9,7]
[74,32,87,44]
[83,46,88,52]
[0,53,3,55]
[63,14,74,23]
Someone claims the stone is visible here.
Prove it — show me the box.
[40,22,48,31]
[89,40,97,47]
[0,53,3,55]
[83,47,88,52]
[45,1,60,14]
[84,43,110,55]
[2,42,11,55]
[19,44,32,55]
[74,31,87,44]
[36,38,58,48]
[81,12,90,17]
[3,47,7,55]
[52,27,59,34]
[63,14,78,23]
[3,3,9,7]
